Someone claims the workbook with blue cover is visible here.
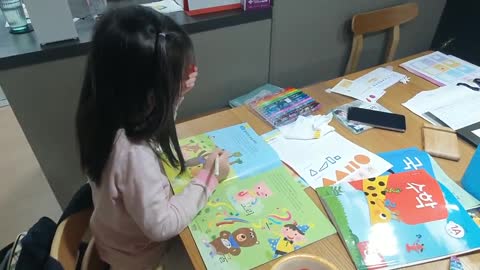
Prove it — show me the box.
[462,146,480,201]
[163,123,336,270]
[317,170,480,270]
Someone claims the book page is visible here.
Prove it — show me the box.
[164,123,281,194]
[191,166,336,270]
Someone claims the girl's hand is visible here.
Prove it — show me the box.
[203,148,230,182]
[181,65,198,96]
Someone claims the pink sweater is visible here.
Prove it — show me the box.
[89,129,218,270]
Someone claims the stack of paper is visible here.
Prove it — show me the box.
[403,85,480,130]
[329,67,408,103]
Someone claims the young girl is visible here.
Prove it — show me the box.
[75,6,230,270]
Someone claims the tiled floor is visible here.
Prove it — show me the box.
[0,106,61,247]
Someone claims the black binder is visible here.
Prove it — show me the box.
[457,122,480,147]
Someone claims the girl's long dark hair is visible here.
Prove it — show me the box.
[76,6,193,184]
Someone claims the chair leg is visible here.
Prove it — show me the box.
[385,25,400,63]
[81,238,109,270]
[345,34,364,75]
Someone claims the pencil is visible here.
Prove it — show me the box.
[214,155,220,177]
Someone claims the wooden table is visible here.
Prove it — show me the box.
[177,52,480,270]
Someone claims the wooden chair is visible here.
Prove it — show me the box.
[345,3,419,74]
[50,209,93,270]
[81,238,109,270]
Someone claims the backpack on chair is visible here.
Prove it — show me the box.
[0,183,103,270]
[0,217,63,270]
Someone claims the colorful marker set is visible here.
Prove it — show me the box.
[248,88,321,127]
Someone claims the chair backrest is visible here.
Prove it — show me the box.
[81,238,108,270]
[345,3,418,74]
[50,209,93,270]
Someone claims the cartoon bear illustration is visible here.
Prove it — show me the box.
[207,227,259,256]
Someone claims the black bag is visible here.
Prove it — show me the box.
[0,184,94,270]
[0,217,63,270]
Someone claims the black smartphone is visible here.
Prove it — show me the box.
[347,107,406,132]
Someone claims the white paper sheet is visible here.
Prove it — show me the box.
[329,68,406,103]
[142,0,183,13]
[472,129,480,138]
[428,94,480,130]
[355,67,407,93]
[329,79,387,103]
[402,85,480,129]
[267,132,392,188]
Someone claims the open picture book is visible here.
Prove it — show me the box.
[163,123,336,270]
[317,170,480,270]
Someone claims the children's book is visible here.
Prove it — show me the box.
[248,88,321,128]
[164,123,281,193]
[229,84,284,108]
[468,207,480,227]
[317,170,480,270]
[378,147,480,210]
[400,51,480,86]
[378,147,435,176]
[461,146,480,201]
[164,124,336,270]
[449,256,464,270]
